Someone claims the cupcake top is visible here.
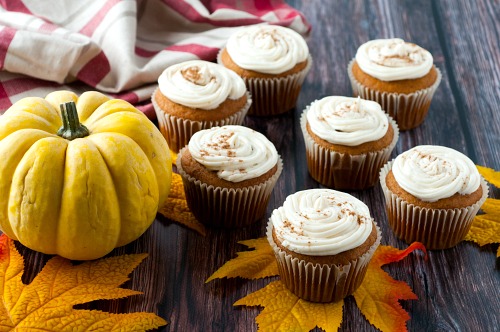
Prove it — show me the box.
[271,189,373,256]
[306,96,389,146]
[225,25,309,75]
[355,38,433,81]
[392,145,481,202]
[188,125,279,182]
[157,60,246,110]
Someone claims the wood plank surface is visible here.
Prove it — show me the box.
[9,0,500,331]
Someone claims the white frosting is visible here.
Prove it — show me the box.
[306,96,389,146]
[225,25,309,74]
[158,60,246,110]
[188,125,279,182]
[271,189,373,256]
[392,145,481,202]
[355,38,433,81]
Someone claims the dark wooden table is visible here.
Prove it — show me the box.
[13,0,500,331]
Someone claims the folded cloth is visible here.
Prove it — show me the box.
[0,0,310,119]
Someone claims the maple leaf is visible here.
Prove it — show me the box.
[206,238,278,282]
[170,149,178,165]
[465,166,500,257]
[465,198,500,257]
[234,280,343,332]
[477,165,500,188]
[0,234,166,331]
[353,243,426,332]
[226,237,426,332]
[158,172,207,236]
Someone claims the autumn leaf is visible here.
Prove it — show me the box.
[465,198,500,257]
[235,280,343,332]
[170,149,178,165]
[221,236,425,332]
[206,238,278,282]
[354,243,426,332]
[477,165,500,188]
[465,166,500,257]
[158,172,207,236]
[0,234,166,331]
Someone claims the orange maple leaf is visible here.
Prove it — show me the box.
[205,238,278,282]
[158,172,207,236]
[0,234,166,331]
[209,237,425,332]
[353,243,426,332]
[465,166,500,257]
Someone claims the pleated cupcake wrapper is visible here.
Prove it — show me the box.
[347,59,442,131]
[217,51,312,116]
[379,161,489,250]
[152,88,251,152]
[266,222,381,303]
[300,110,399,190]
[176,150,283,228]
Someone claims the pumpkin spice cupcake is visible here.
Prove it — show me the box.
[380,145,488,249]
[301,96,398,190]
[218,25,311,116]
[152,60,251,152]
[348,38,442,130]
[267,189,381,303]
[177,125,282,228]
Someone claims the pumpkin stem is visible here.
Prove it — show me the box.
[57,102,90,140]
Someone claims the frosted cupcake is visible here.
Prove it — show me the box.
[152,60,251,152]
[301,96,398,190]
[380,145,488,249]
[267,189,381,303]
[218,25,311,116]
[348,38,442,130]
[177,125,282,228]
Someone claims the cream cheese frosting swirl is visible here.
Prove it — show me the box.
[355,38,433,81]
[271,189,373,256]
[226,25,309,74]
[306,96,388,146]
[158,60,246,110]
[188,125,278,182]
[392,145,480,202]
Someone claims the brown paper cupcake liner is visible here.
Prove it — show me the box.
[266,221,381,303]
[176,151,283,228]
[379,161,489,250]
[347,59,442,131]
[300,110,399,190]
[218,52,312,116]
[152,88,251,152]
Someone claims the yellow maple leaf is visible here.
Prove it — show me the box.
[465,166,500,257]
[235,280,343,332]
[0,234,166,331]
[158,172,207,236]
[354,243,426,332]
[465,198,500,257]
[219,237,425,332]
[206,238,278,282]
[477,165,500,188]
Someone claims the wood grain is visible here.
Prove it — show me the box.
[5,0,500,331]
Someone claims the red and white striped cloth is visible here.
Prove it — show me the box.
[0,0,310,119]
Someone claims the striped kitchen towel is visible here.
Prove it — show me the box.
[0,0,310,118]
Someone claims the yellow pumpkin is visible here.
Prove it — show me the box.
[0,91,172,260]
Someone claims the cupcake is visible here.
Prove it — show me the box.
[152,60,251,152]
[380,145,488,249]
[177,125,282,228]
[218,25,312,116]
[348,38,442,130]
[301,96,399,190]
[267,189,381,303]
